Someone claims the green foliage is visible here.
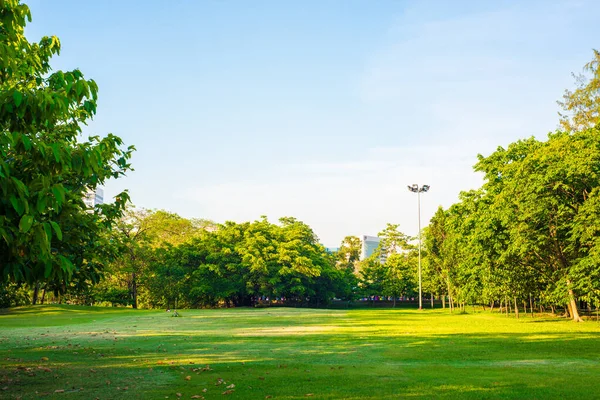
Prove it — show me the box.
[0,282,29,307]
[0,1,133,291]
[426,126,600,320]
[105,212,347,309]
[558,49,600,132]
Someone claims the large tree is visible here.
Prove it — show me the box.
[0,1,133,291]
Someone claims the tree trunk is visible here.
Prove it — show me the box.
[446,280,453,312]
[393,297,396,308]
[523,300,527,315]
[529,295,534,318]
[430,293,434,309]
[514,297,519,319]
[490,301,495,313]
[32,284,39,305]
[132,272,138,309]
[40,286,47,305]
[442,295,446,309]
[567,284,583,322]
[505,297,509,316]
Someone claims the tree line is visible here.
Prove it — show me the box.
[423,50,600,322]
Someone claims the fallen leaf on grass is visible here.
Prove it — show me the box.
[41,357,49,361]
[265,396,272,399]
[185,376,191,381]
[55,389,65,393]
[176,393,182,397]
[2,387,8,391]
[191,396,204,399]
[222,389,234,395]
[202,388,207,392]
[226,384,235,389]
[305,394,314,397]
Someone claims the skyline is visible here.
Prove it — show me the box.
[24,0,600,246]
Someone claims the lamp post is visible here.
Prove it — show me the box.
[407,184,430,310]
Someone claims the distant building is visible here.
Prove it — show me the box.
[325,247,339,254]
[84,188,104,208]
[360,235,387,263]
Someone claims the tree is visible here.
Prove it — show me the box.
[558,49,600,131]
[0,1,133,291]
[474,128,600,321]
[334,236,361,301]
[110,208,203,308]
[378,223,410,255]
[382,253,416,307]
[337,236,361,272]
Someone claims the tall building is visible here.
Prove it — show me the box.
[360,235,386,262]
[360,235,379,260]
[84,188,104,208]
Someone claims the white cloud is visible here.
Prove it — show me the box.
[176,143,484,246]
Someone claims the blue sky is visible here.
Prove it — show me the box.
[25,0,600,246]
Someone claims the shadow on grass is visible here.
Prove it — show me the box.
[2,307,600,399]
[2,328,600,399]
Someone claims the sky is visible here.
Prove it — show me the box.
[24,0,600,246]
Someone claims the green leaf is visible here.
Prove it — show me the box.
[11,177,28,197]
[10,196,25,215]
[51,185,66,206]
[50,221,62,241]
[51,144,61,163]
[19,215,34,233]
[13,91,23,107]
[44,262,52,278]
[43,222,52,242]
[21,135,32,150]
[36,194,47,213]
[59,255,73,272]
[0,228,10,245]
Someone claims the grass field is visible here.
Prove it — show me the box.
[1,306,599,399]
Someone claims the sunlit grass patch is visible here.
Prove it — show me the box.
[1,306,599,399]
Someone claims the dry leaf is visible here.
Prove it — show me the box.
[226,384,235,389]
[55,389,65,393]
[41,357,49,361]
[191,396,204,399]
[176,393,182,398]
[265,396,272,399]
[202,388,208,392]
[305,394,314,397]
[185,376,191,381]
[222,389,234,395]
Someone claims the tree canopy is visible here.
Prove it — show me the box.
[0,1,133,296]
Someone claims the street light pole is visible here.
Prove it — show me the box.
[407,184,430,310]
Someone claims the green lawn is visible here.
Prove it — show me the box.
[0,306,599,399]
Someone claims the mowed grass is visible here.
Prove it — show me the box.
[1,306,599,399]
